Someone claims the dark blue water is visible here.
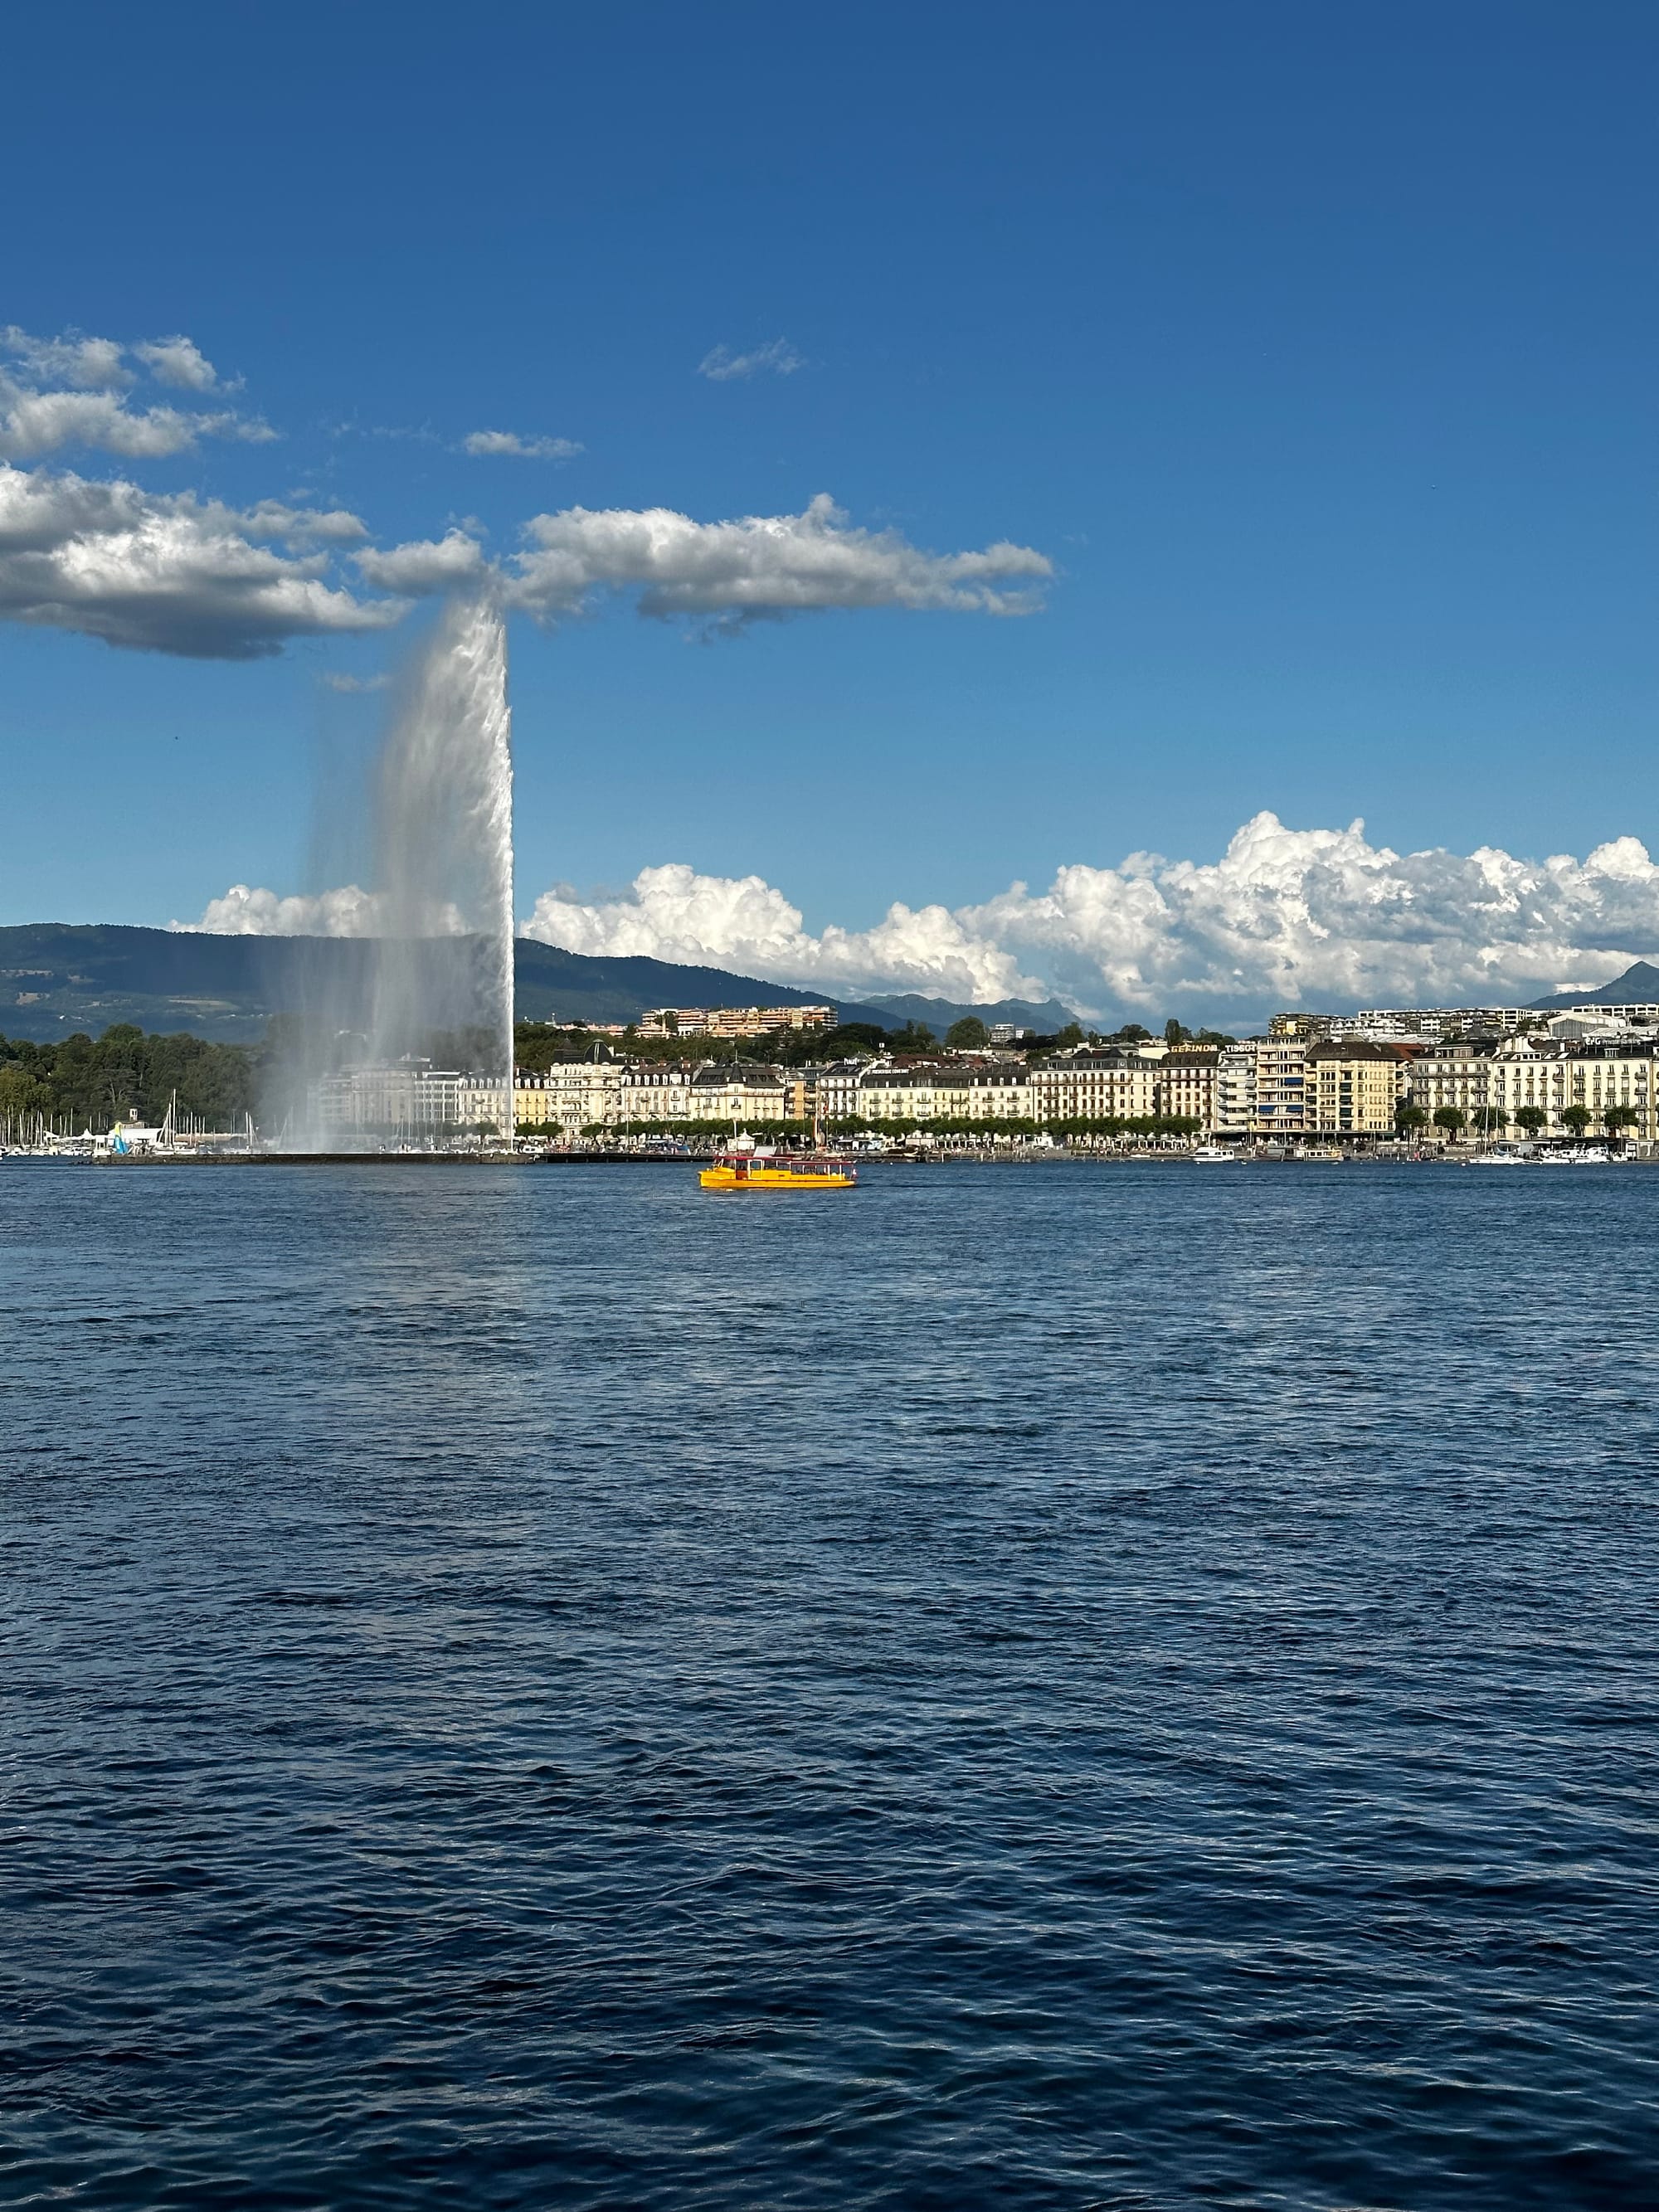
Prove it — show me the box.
[3,1160,1656,2210]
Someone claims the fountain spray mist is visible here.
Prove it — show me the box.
[370,592,514,1087]
[270,591,513,1147]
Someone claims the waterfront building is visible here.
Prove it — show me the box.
[688,1063,791,1125]
[1155,1048,1220,1127]
[316,1064,511,1140]
[1027,1048,1160,1124]
[513,1062,622,1132]
[1485,1037,1658,1140]
[1305,1040,1407,1135]
[1214,1045,1257,1135]
[1399,1035,1659,1142]
[932,1066,1034,1121]
[815,1061,868,1125]
[1249,1038,1308,1140]
[1405,1043,1492,1127]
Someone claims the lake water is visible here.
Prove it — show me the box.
[3,1159,1656,2210]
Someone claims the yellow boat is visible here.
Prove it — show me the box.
[699,1135,857,1190]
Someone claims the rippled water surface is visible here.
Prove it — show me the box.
[3,1159,1656,2209]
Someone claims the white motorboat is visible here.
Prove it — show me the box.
[1189,1143,1238,1162]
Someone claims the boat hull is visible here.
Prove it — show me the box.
[699,1165,856,1189]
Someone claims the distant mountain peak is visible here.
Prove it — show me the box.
[1530,959,1659,1010]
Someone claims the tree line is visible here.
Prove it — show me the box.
[1396,1101,1639,1140]
[0,1026,258,1135]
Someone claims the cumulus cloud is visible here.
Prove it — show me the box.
[0,323,265,458]
[351,496,1049,626]
[525,863,1035,1003]
[698,338,805,382]
[505,493,1052,624]
[355,528,491,595]
[518,819,1659,1023]
[0,463,401,657]
[182,884,382,936]
[133,335,221,390]
[2,326,128,388]
[462,429,583,459]
[176,882,465,936]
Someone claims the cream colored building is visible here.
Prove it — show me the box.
[1028,1049,1160,1123]
[514,1062,622,1132]
[1305,1041,1404,1135]
[1404,1038,1659,1140]
[1155,1048,1220,1126]
[1486,1039,1657,1140]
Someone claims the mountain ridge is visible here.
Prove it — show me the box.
[1528,960,1659,1011]
[0,922,1073,1044]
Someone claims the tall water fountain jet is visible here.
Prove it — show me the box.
[274,591,513,1148]
[369,591,514,1094]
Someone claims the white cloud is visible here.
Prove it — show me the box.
[462,429,583,459]
[518,819,1659,1023]
[523,864,1043,1004]
[0,389,202,459]
[235,499,370,545]
[506,493,1052,624]
[180,884,382,936]
[0,324,265,459]
[176,882,465,936]
[355,529,490,595]
[1,326,128,388]
[321,669,391,693]
[0,463,401,658]
[134,334,221,390]
[698,338,805,382]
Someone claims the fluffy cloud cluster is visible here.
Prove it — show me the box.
[504,495,1051,623]
[698,338,805,382]
[0,319,1046,651]
[359,496,1051,625]
[524,863,1035,1001]
[189,884,382,936]
[0,464,397,657]
[0,472,1045,656]
[462,429,583,460]
[0,324,268,459]
[519,818,1659,1022]
[192,818,1659,1022]
[183,882,473,936]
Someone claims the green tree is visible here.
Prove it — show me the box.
[1602,1103,1638,1142]
[1512,1105,1548,1140]
[1432,1106,1467,1143]
[945,1016,989,1051]
[1561,1104,1593,1139]
[1164,1018,1190,1046]
[1395,1103,1429,1138]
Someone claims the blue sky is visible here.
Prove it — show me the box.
[2,2,1657,1017]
